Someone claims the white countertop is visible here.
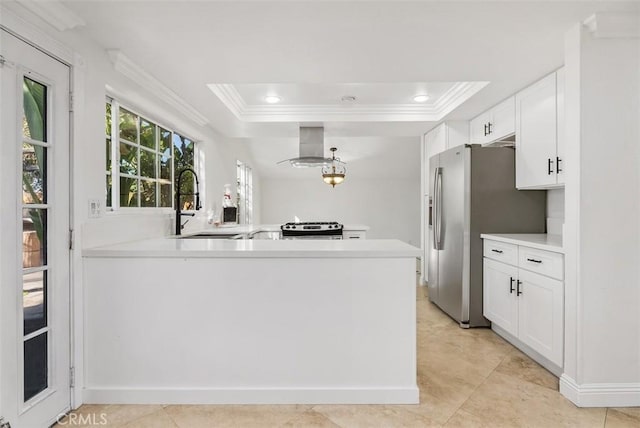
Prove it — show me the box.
[83,237,419,259]
[481,233,564,253]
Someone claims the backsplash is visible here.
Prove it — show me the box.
[547,188,565,235]
[81,212,173,248]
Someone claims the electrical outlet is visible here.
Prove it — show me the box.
[88,199,101,218]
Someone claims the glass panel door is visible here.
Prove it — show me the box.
[1,29,71,428]
[22,76,51,403]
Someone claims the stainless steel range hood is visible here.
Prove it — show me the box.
[277,127,342,168]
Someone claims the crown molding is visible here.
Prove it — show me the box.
[108,50,209,127]
[583,12,640,39]
[208,81,488,122]
[0,4,74,63]
[14,0,85,32]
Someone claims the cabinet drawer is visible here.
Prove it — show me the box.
[483,240,518,265]
[518,246,564,280]
[343,231,366,240]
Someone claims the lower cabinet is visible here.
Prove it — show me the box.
[483,259,519,337]
[483,240,564,369]
[343,230,366,240]
[517,269,563,366]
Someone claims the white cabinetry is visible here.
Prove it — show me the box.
[343,230,366,240]
[484,259,519,337]
[420,121,468,284]
[469,97,515,145]
[483,239,564,371]
[515,68,565,189]
[517,269,563,367]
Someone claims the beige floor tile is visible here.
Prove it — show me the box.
[609,407,640,419]
[56,404,161,427]
[101,404,164,426]
[400,368,481,424]
[460,371,606,427]
[313,404,441,428]
[282,409,341,427]
[122,408,178,428]
[418,327,511,387]
[164,404,310,428]
[444,409,507,428]
[55,404,110,427]
[494,348,559,391]
[605,408,640,428]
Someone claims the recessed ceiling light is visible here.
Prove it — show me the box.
[264,95,281,104]
[413,94,430,103]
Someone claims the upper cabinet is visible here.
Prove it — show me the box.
[515,68,565,189]
[469,97,515,145]
[423,122,469,179]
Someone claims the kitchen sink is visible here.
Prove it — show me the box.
[179,233,245,239]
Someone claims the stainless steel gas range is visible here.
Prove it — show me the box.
[280,222,344,240]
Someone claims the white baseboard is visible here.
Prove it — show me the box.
[560,375,640,407]
[83,386,420,405]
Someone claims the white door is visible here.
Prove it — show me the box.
[489,96,515,142]
[517,269,564,366]
[483,258,518,337]
[0,30,71,428]
[515,72,558,189]
[469,111,491,145]
[555,67,565,185]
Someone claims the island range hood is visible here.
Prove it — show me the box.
[277,126,345,168]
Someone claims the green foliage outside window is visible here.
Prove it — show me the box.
[23,78,47,245]
[106,101,196,209]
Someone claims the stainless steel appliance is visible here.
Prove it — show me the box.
[428,145,546,328]
[281,222,343,239]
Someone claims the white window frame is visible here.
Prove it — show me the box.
[236,160,253,224]
[106,97,198,212]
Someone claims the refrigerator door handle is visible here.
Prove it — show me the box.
[432,168,439,250]
[435,168,443,250]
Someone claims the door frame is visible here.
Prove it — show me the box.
[1,5,84,411]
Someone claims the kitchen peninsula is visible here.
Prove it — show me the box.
[82,237,420,405]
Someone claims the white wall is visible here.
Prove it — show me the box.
[561,14,640,407]
[261,178,420,246]
[546,188,565,235]
[1,4,261,408]
[13,21,261,249]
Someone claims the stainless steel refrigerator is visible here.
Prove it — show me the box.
[427,145,546,328]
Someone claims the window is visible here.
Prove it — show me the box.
[236,160,253,224]
[106,99,196,209]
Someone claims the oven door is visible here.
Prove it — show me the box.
[282,234,343,240]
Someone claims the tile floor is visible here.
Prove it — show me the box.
[57,286,640,427]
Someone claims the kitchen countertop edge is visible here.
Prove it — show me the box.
[83,238,420,259]
[480,233,564,254]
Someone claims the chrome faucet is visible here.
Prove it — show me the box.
[175,168,201,236]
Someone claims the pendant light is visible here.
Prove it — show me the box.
[322,147,346,187]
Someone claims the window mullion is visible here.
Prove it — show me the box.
[112,100,120,210]
[136,115,141,207]
[170,130,175,209]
